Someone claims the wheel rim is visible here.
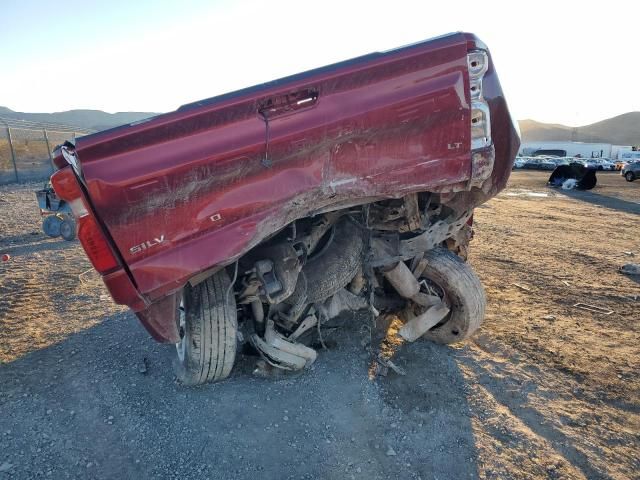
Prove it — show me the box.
[43,216,62,237]
[60,222,72,238]
[175,299,186,362]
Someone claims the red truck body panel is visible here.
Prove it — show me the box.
[52,32,519,341]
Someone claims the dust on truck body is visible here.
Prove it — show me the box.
[51,32,519,384]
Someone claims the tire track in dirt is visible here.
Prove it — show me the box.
[0,250,65,361]
[461,341,610,479]
[1,182,126,363]
[468,172,639,479]
[466,338,639,479]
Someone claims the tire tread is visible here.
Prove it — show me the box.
[177,270,237,385]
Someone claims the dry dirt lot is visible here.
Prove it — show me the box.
[0,170,638,479]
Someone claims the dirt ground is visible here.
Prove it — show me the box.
[0,170,638,479]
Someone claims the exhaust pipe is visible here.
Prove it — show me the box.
[383,261,450,341]
[383,261,420,298]
[382,261,440,307]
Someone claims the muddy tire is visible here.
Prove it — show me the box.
[296,217,364,304]
[175,270,237,385]
[625,172,635,182]
[419,248,485,344]
[42,216,62,237]
[60,217,76,241]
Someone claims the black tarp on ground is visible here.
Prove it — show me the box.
[548,163,597,190]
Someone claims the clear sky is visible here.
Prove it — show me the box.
[1,0,638,126]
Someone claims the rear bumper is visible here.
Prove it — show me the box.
[104,269,180,343]
[103,269,147,311]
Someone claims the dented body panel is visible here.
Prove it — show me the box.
[52,32,519,342]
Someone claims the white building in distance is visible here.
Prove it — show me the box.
[519,141,633,159]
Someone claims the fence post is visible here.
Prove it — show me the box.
[43,129,54,174]
[6,126,19,183]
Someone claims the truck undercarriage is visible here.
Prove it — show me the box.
[173,192,483,384]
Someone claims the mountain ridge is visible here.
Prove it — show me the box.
[0,106,158,132]
[518,112,640,146]
[1,106,638,145]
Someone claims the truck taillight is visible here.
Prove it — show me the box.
[468,50,491,150]
[77,215,119,272]
[51,168,119,274]
[467,49,495,188]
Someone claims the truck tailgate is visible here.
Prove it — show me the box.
[68,33,477,300]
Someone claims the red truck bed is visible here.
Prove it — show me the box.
[52,32,519,339]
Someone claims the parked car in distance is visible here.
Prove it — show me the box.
[551,157,571,166]
[622,161,640,181]
[583,159,597,169]
[584,158,615,170]
[613,160,626,171]
[523,157,556,170]
[514,158,526,169]
[599,159,616,170]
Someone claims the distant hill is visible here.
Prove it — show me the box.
[2,106,638,145]
[0,106,158,132]
[519,112,640,146]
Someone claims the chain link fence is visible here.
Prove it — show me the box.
[0,124,91,185]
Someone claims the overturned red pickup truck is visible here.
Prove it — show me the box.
[52,32,519,384]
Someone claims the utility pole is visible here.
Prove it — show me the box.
[43,129,54,173]
[5,125,19,182]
